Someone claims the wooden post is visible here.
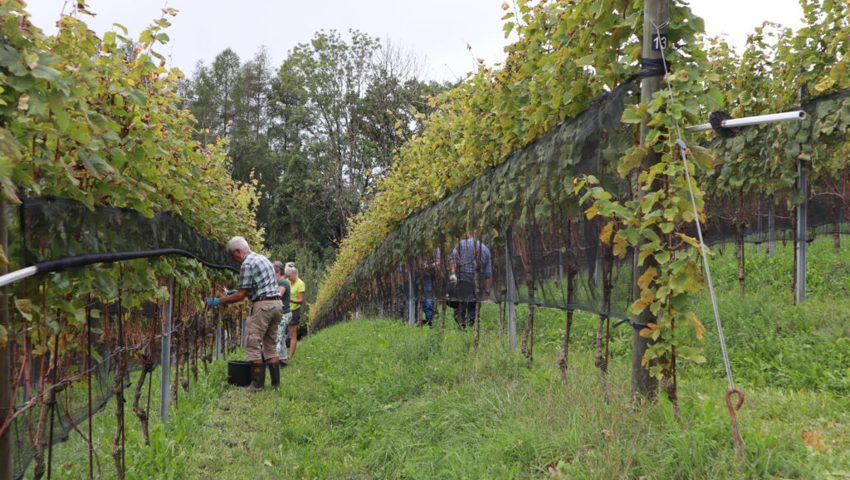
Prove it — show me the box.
[795,160,808,304]
[505,226,518,351]
[632,0,667,400]
[0,198,11,480]
[160,278,174,423]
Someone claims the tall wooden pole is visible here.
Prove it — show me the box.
[0,198,11,480]
[632,0,668,400]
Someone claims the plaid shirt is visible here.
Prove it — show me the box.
[451,237,492,278]
[238,252,279,301]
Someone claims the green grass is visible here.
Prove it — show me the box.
[37,237,850,478]
[174,314,848,479]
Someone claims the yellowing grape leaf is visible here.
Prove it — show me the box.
[637,267,657,290]
[802,430,828,452]
[813,76,835,94]
[599,222,614,244]
[612,234,628,258]
[639,323,658,338]
[688,311,705,341]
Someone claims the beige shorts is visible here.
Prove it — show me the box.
[245,300,283,362]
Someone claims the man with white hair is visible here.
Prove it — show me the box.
[207,236,283,391]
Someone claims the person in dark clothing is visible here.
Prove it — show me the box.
[273,261,292,364]
[417,249,441,326]
[449,235,492,329]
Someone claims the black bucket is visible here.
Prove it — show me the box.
[227,360,251,387]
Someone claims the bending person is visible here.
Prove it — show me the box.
[285,262,306,359]
[207,237,283,391]
[273,261,292,364]
[450,234,492,329]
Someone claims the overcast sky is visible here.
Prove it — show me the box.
[26,1,804,81]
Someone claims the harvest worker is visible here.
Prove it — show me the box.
[207,237,283,391]
[417,249,441,326]
[285,262,306,359]
[273,261,292,364]
[450,234,492,329]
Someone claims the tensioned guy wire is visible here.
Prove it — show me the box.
[651,20,736,391]
[677,143,736,388]
[651,20,745,458]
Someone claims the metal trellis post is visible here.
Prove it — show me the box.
[505,226,518,351]
[756,201,763,254]
[0,198,11,480]
[795,160,808,304]
[767,202,776,258]
[407,258,416,326]
[160,278,174,424]
[214,311,222,361]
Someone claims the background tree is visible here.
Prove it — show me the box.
[230,48,278,232]
[181,31,449,270]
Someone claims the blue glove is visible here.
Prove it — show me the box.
[206,297,220,307]
[226,289,237,295]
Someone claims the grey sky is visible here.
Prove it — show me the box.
[27,1,804,81]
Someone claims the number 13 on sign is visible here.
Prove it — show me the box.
[652,33,668,52]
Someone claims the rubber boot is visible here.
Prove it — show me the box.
[247,363,265,392]
[267,362,280,388]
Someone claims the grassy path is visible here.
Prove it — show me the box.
[183,308,849,479]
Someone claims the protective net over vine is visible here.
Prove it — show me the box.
[699,88,850,246]
[312,85,850,329]
[8,197,251,478]
[7,296,248,480]
[19,197,238,271]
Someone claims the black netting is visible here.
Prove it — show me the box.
[20,196,238,272]
[8,196,250,478]
[313,81,640,328]
[8,302,245,480]
[697,192,850,246]
[11,342,119,480]
[313,85,850,330]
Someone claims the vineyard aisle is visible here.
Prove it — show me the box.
[183,288,849,478]
[32,241,850,479]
